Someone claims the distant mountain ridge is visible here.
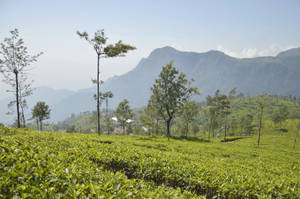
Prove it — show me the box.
[1,46,300,123]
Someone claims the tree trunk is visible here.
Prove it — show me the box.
[208,118,212,140]
[106,98,108,116]
[166,119,171,141]
[257,106,263,146]
[36,119,39,130]
[40,120,43,131]
[186,123,189,138]
[20,103,26,127]
[96,54,101,135]
[224,115,227,141]
[106,98,108,134]
[156,119,159,135]
[21,112,26,127]
[293,130,298,149]
[212,118,215,138]
[14,71,20,128]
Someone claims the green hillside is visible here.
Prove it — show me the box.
[1,124,299,198]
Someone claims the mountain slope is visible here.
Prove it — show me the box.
[99,46,300,107]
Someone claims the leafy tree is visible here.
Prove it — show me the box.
[239,114,254,135]
[294,121,300,149]
[272,105,289,129]
[180,101,198,137]
[150,61,199,140]
[126,123,133,135]
[0,29,42,128]
[229,116,238,135]
[77,30,135,135]
[103,91,113,117]
[31,101,51,131]
[105,118,114,135]
[206,90,230,139]
[139,107,155,136]
[66,125,76,133]
[140,96,163,136]
[116,99,134,134]
[216,94,231,141]
[206,94,219,139]
[102,91,113,133]
[272,112,281,128]
[254,93,268,146]
[191,123,200,136]
[132,125,146,135]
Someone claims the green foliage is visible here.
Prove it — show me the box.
[254,93,269,146]
[77,30,136,58]
[150,61,199,139]
[105,118,114,135]
[140,95,164,136]
[132,125,147,135]
[239,113,255,135]
[116,99,134,134]
[272,105,289,129]
[191,123,200,135]
[0,127,196,198]
[126,123,133,134]
[180,101,198,137]
[205,90,231,139]
[0,126,299,198]
[31,101,51,131]
[66,124,76,133]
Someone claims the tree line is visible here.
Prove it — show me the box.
[1,29,299,147]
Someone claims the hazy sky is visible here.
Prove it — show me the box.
[1,0,300,99]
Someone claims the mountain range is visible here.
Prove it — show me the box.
[1,46,300,124]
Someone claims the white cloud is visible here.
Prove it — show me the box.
[217,44,296,58]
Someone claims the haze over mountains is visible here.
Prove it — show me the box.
[1,46,300,124]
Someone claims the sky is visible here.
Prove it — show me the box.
[0,0,300,99]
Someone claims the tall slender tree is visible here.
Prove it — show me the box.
[6,74,33,127]
[77,30,135,135]
[206,90,219,139]
[103,91,113,118]
[255,93,268,146]
[217,94,231,141]
[180,101,199,137]
[293,121,300,149]
[102,91,113,133]
[0,29,42,128]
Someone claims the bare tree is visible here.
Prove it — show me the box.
[6,74,34,127]
[0,29,42,128]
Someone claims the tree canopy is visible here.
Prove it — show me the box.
[150,61,199,140]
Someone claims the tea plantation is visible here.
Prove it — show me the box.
[0,124,299,198]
